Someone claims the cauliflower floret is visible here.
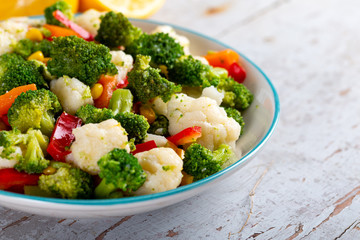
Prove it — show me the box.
[201,86,224,105]
[152,25,190,55]
[66,119,130,175]
[110,50,133,84]
[152,93,241,151]
[50,76,93,115]
[0,19,28,55]
[0,146,22,169]
[134,147,183,195]
[75,9,105,36]
[145,134,168,147]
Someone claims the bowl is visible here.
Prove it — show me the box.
[0,18,280,218]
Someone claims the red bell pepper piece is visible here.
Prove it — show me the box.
[131,140,157,155]
[228,62,246,83]
[1,114,10,127]
[167,126,202,146]
[116,76,129,89]
[0,168,40,190]
[46,112,82,162]
[52,10,94,41]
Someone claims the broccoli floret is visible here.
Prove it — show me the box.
[0,60,48,95]
[44,0,73,27]
[167,56,220,87]
[0,53,25,76]
[183,143,234,181]
[148,115,169,136]
[126,32,184,68]
[33,39,53,57]
[0,128,27,161]
[127,55,181,103]
[75,104,114,124]
[95,11,142,48]
[95,148,146,199]
[7,89,62,136]
[47,36,118,86]
[12,39,34,58]
[0,128,50,174]
[38,164,93,199]
[217,77,253,110]
[114,112,150,144]
[224,107,245,135]
[15,129,50,174]
[12,39,53,59]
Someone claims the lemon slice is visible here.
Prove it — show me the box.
[79,0,166,19]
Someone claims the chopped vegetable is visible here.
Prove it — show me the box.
[204,49,240,70]
[108,89,133,115]
[0,84,37,116]
[127,54,181,103]
[95,11,143,48]
[95,148,146,199]
[46,112,82,162]
[38,164,93,199]
[228,62,246,83]
[94,75,117,108]
[7,89,62,136]
[47,36,117,86]
[131,140,157,155]
[167,126,202,146]
[0,168,40,190]
[44,0,73,27]
[52,10,94,41]
[43,24,81,38]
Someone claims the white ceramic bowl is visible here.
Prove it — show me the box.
[0,18,280,218]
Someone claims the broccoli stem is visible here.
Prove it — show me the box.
[108,89,133,115]
[40,112,55,136]
[94,179,117,199]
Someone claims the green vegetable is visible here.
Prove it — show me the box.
[38,165,93,199]
[44,0,73,27]
[114,112,150,144]
[12,39,53,58]
[148,115,169,136]
[0,54,48,95]
[33,39,52,57]
[0,128,50,174]
[108,89,133,115]
[183,143,234,181]
[47,36,117,86]
[95,148,146,199]
[12,39,34,58]
[15,129,50,174]
[127,55,181,103]
[7,89,62,136]
[95,11,143,48]
[224,107,245,135]
[167,55,221,87]
[0,53,24,75]
[126,32,184,68]
[76,104,149,144]
[217,77,253,110]
[75,104,114,124]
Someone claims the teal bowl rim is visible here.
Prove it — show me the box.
[0,17,280,206]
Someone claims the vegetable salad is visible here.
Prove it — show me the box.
[0,1,253,199]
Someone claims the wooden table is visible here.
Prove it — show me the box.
[1,0,359,239]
